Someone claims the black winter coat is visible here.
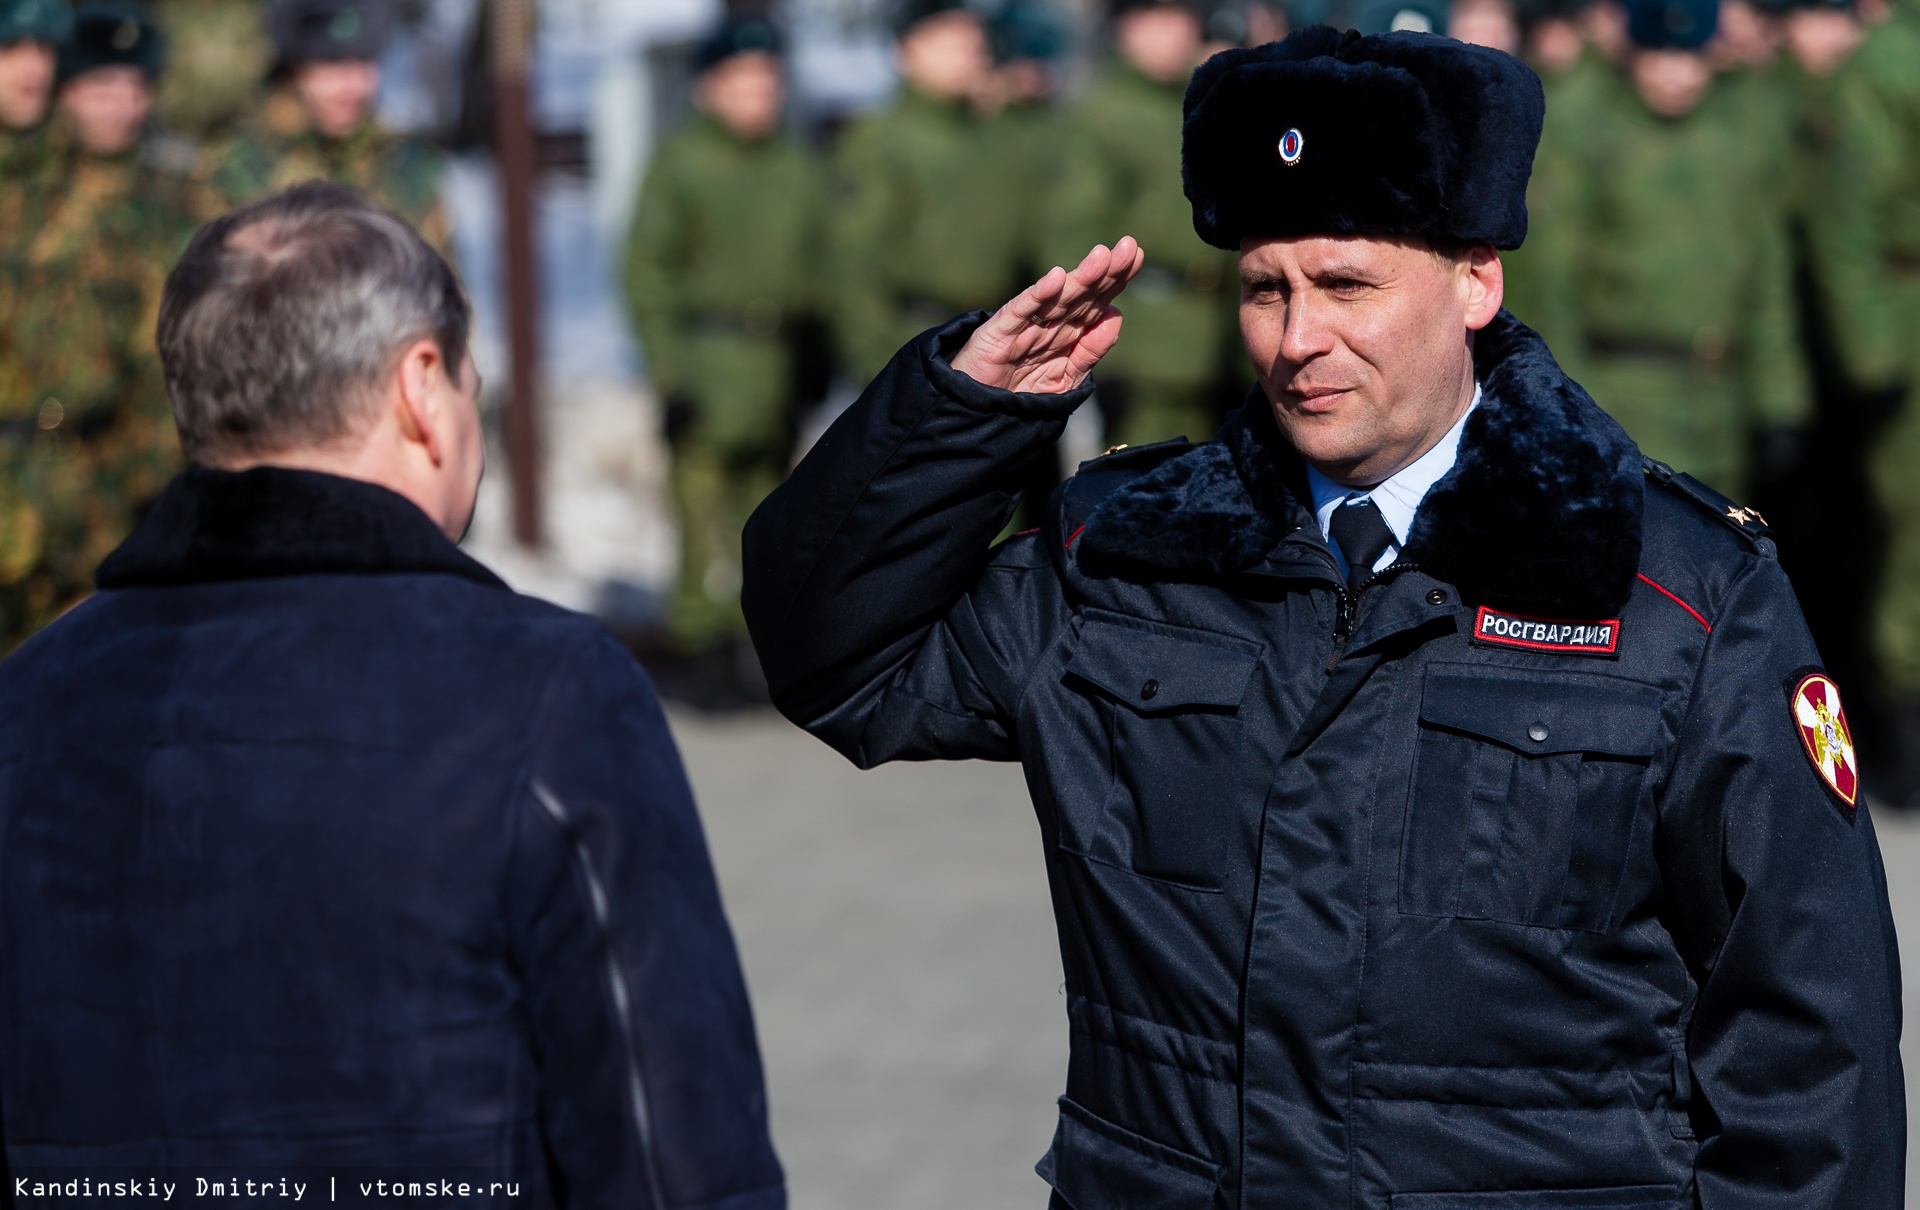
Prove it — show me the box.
[0,468,785,1210]
[742,312,1904,1209]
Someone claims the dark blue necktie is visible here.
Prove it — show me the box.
[1328,497,1395,590]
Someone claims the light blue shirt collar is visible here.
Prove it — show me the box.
[1307,384,1481,580]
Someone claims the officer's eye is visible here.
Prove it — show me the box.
[1326,277,1370,295]
[1242,276,1287,303]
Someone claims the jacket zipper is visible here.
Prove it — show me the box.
[1325,562,1425,672]
[529,779,669,1210]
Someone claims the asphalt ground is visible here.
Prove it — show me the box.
[673,708,1920,1210]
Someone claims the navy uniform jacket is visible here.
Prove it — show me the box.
[0,467,785,1210]
[742,311,1904,1208]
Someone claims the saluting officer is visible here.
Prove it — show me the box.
[743,25,1902,1207]
[197,0,443,245]
[623,17,826,659]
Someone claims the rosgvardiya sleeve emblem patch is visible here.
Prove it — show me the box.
[1791,671,1858,809]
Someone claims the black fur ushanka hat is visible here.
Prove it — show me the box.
[1182,26,1545,250]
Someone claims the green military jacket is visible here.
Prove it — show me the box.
[991,97,1064,282]
[197,88,445,244]
[1797,8,1920,389]
[1042,63,1238,393]
[829,87,1027,383]
[1510,63,1808,494]
[623,113,825,450]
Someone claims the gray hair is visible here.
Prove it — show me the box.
[157,181,471,463]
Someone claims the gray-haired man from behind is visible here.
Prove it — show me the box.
[0,181,786,1209]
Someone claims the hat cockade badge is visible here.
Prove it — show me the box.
[1277,128,1304,166]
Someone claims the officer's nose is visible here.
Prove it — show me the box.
[1277,294,1339,366]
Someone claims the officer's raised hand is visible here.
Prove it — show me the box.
[951,236,1145,393]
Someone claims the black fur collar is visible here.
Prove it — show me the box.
[1078,311,1644,617]
[96,465,507,591]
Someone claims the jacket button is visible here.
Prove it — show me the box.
[1141,678,1159,701]
[1528,723,1549,743]
[1426,589,1447,605]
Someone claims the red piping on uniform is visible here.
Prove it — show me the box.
[1015,527,1041,537]
[1637,573,1711,633]
[1065,524,1087,549]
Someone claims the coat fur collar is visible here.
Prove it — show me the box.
[96,465,507,591]
[1077,311,1644,617]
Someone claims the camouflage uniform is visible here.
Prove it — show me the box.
[0,116,195,648]
[829,85,1028,385]
[625,110,826,648]
[151,0,271,138]
[1044,61,1240,448]
[1513,61,1808,497]
[197,86,445,243]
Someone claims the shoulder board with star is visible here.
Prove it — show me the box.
[1059,437,1193,541]
[1643,457,1772,546]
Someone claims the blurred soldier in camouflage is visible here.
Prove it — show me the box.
[197,0,443,244]
[0,0,68,171]
[1510,0,1807,497]
[0,0,192,647]
[1044,0,1238,448]
[830,0,1025,385]
[624,18,825,661]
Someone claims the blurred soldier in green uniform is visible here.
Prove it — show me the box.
[624,19,825,656]
[1786,0,1920,799]
[1512,0,1807,497]
[830,0,1024,385]
[1043,0,1237,448]
[0,0,192,647]
[197,0,444,244]
[150,0,269,137]
[0,0,68,171]
[987,0,1066,283]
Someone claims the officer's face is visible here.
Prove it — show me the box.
[292,59,381,139]
[0,39,54,129]
[58,65,151,156]
[1239,234,1503,488]
[696,51,784,141]
[897,11,990,101]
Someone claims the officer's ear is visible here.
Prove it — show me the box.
[1461,245,1504,332]
[391,337,453,468]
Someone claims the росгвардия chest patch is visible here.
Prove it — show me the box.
[1470,606,1621,656]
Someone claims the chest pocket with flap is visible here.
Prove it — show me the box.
[1400,666,1663,932]
[1061,617,1260,891]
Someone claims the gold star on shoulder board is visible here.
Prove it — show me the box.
[1727,504,1767,526]
[1102,444,1130,457]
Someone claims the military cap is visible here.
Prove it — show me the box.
[892,0,979,36]
[1182,26,1544,250]
[1350,0,1449,34]
[267,0,390,65]
[56,0,161,83]
[0,0,71,46]
[990,0,1066,60]
[1621,0,1716,46]
[694,17,782,71]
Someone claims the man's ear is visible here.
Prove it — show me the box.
[1462,246,1504,332]
[393,339,447,468]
